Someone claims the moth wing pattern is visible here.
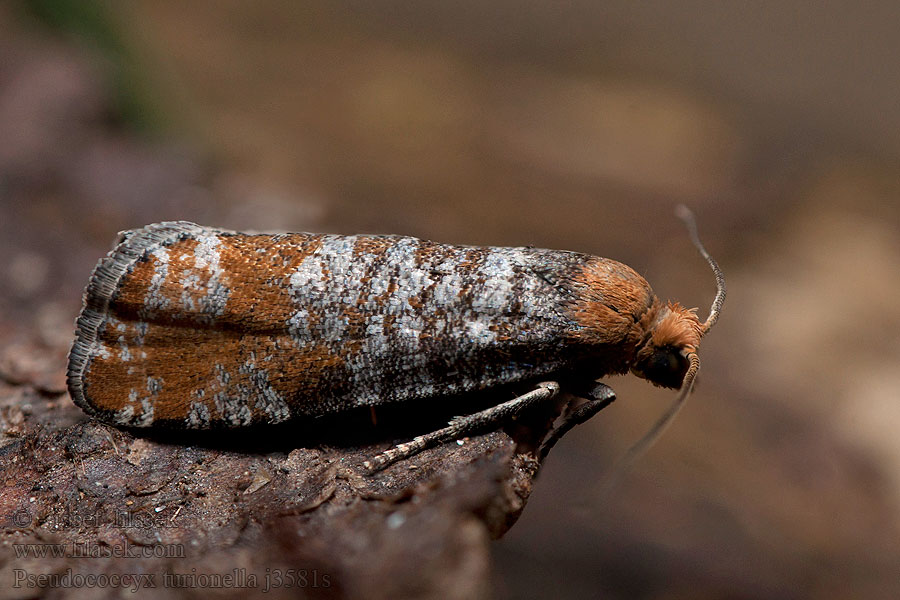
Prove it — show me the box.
[68,222,644,429]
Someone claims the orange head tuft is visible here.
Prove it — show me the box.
[630,206,725,392]
[631,302,703,389]
[600,206,725,492]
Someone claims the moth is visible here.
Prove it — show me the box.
[67,207,724,470]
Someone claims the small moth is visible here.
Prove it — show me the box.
[67,207,724,470]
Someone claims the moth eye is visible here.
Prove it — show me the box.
[650,352,678,373]
[641,346,688,389]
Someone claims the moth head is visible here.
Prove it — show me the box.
[632,303,702,389]
[605,206,726,487]
[632,206,725,392]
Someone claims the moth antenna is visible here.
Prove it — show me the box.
[600,208,722,495]
[600,352,700,497]
[675,204,726,335]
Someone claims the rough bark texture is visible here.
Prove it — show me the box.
[0,335,575,599]
[6,4,900,599]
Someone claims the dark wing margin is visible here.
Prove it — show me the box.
[521,248,593,297]
[66,221,229,419]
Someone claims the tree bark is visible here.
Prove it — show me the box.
[0,336,581,599]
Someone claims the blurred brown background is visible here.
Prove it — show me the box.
[2,1,899,598]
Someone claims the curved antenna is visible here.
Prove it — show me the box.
[675,205,726,335]
[600,206,722,497]
[599,353,700,497]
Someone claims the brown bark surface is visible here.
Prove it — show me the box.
[5,3,900,599]
[0,334,579,599]
[0,14,578,596]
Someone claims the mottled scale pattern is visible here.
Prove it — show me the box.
[67,222,659,428]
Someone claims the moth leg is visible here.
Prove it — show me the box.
[363,381,561,472]
[537,382,616,462]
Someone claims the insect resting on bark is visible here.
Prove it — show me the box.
[67,206,724,471]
